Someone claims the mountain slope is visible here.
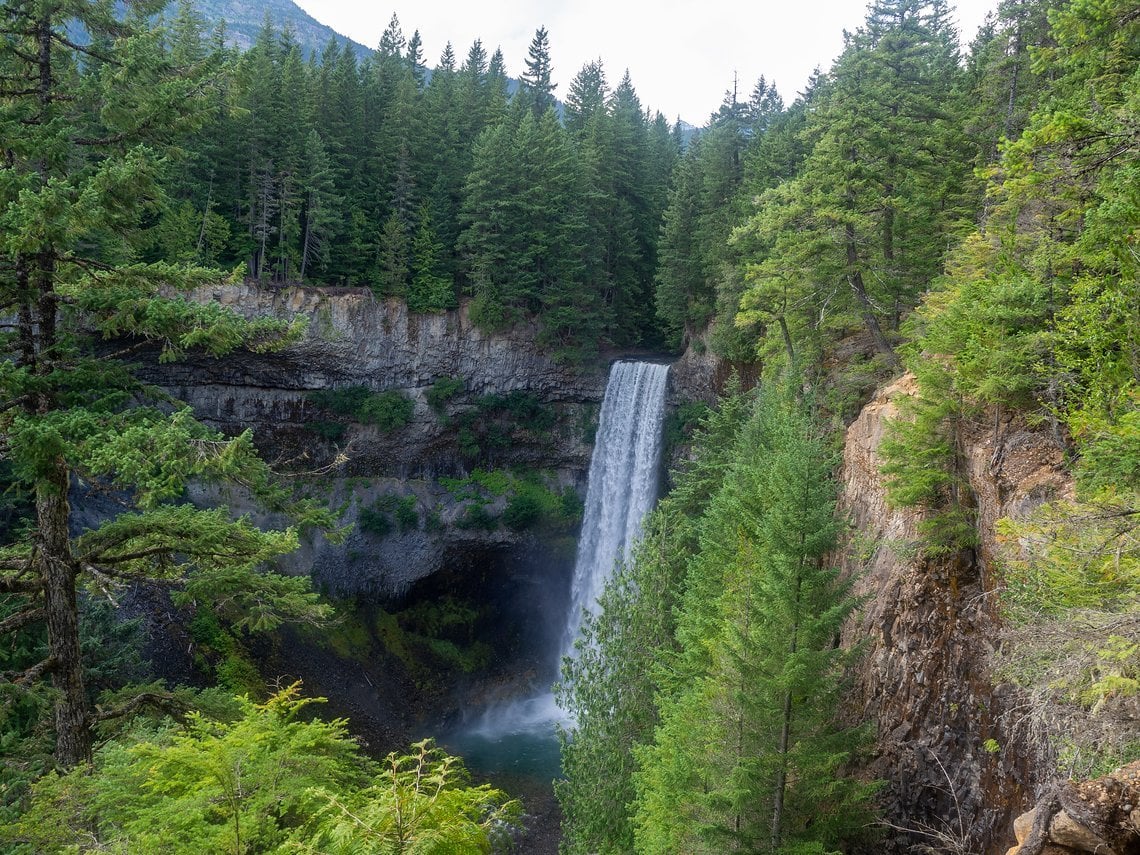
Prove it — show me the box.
[192,0,373,60]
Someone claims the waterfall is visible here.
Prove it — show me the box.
[449,360,669,747]
[561,360,670,661]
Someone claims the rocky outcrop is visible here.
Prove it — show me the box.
[144,284,607,477]
[1006,761,1140,855]
[840,375,1073,853]
[134,284,606,595]
[667,321,759,406]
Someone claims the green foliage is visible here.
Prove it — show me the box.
[663,400,710,451]
[885,0,1140,781]
[446,391,557,460]
[502,492,542,530]
[455,504,499,531]
[374,600,493,677]
[426,376,464,414]
[476,390,556,431]
[308,386,413,433]
[632,388,877,853]
[393,496,419,532]
[440,469,581,535]
[880,363,980,556]
[188,608,263,696]
[295,738,520,853]
[4,686,518,854]
[359,494,419,536]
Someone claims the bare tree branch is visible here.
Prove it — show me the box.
[4,656,56,686]
[0,606,44,635]
[95,690,184,723]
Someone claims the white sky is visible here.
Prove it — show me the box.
[293,0,999,124]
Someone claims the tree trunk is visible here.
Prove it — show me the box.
[777,315,795,366]
[845,222,899,366]
[38,465,91,767]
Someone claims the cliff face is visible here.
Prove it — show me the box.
[148,284,607,478]
[138,284,608,595]
[840,375,1073,853]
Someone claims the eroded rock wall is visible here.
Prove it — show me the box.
[840,375,1072,853]
[137,284,606,595]
[146,284,607,477]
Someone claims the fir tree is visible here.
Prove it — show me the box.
[520,26,557,117]
[633,390,877,853]
[0,0,331,767]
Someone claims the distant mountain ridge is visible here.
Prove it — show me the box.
[189,0,373,60]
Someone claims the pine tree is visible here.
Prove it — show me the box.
[0,0,331,768]
[565,59,609,137]
[737,0,970,366]
[520,26,557,117]
[408,207,458,313]
[632,390,877,853]
[299,130,341,281]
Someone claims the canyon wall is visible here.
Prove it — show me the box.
[840,375,1073,853]
[138,284,611,595]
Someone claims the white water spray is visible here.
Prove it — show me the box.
[460,361,669,741]
[560,361,670,662]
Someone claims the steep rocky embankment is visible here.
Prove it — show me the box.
[142,284,610,595]
[840,375,1073,853]
[163,283,606,476]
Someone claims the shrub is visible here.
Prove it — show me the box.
[307,386,413,433]
[393,496,418,532]
[357,390,413,432]
[358,505,391,537]
[503,492,542,531]
[455,504,498,531]
[426,377,463,413]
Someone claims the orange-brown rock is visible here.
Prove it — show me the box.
[840,375,1072,854]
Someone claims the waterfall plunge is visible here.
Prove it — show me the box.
[462,362,669,745]
[561,361,670,663]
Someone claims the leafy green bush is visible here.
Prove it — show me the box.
[426,377,463,413]
[307,386,413,433]
[457,426,480,458]
[503,492,542,531]
[477,390,556,431]
[358,504,391,537]
[7,687,521,853]
[357,390,413,431]
[455,504,498,531]
[393,496,419,532]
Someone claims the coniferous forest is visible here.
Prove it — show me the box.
[1,0,1138,852]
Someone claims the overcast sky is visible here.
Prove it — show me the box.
[292,0,1000,124]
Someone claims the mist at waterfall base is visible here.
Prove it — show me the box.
[442,361,670,782]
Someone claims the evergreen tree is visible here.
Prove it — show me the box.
[0,0,331,767]
[407,207,457,313]
[565,59,609,137]
[633,390,876,853]
[737,0,970,366]
[298,130,341,281]
[520,26,557,117]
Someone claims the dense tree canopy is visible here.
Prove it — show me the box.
[3,0,1139,849]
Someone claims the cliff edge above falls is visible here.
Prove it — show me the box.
[840,374,1073,854]
[147,283,608,477]
[129,284,622,594]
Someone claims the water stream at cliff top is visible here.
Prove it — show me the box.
[442,360,670,776]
